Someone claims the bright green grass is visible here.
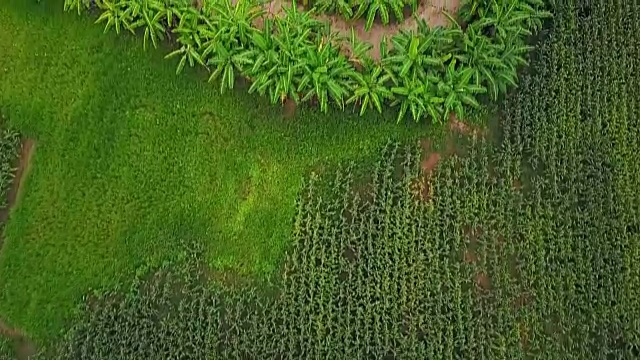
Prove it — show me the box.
[0,0,435,343]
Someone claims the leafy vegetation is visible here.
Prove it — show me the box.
[63,0,550,124]
[0,0,432,344]
[313,0,416,30]
[3,0,640,357]
[41,0,640,358]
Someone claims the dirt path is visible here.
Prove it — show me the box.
[0,320,37,360]
[0,139,35,227]
[0,140,37,358]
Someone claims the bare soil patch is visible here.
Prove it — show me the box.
[474,271,491,290]
[0,139,35,226]
[463,249,477,263]
[0,320,37,360]
[411,149,441,202]
[282,97,297,119]
[421,152,441,174]
[449,115,480,136]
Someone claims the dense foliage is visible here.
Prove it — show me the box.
[62,0,550,124]
[48,0,640,358]
[313,0,416,30]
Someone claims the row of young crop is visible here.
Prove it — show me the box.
[498,0,640,356]
[63,0,550,123]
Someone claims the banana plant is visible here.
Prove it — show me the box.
[314,0,353,19]
[164,5,207,74]
[492,34,531,95]
[204,0,262,48]
[452,23,508,100]
[246,21,304,104]
[458,0,491,23]
[519,0,552,32]
[383,24,458,83]
[64,0,93,14]
[354,0,406,31]
[95,0,135,35]
[125,0,168,49]
[347,64,394,116]
[460,0,551,39]
[391,75,444,123]
[478,0,531,39]
[247,4,323,105]
[343,28,377,70]
[435,59,486,121]
[298,34,358,113]
[343,33,393,115]
[201,0,262,92]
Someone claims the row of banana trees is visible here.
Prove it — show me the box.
[313,0,417,31]
[63,0,551,124]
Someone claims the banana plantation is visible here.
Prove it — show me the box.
[1,0,639,358]
[64,0,550,123]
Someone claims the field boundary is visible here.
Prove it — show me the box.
[0,139,37,358]
[0,139,35,250]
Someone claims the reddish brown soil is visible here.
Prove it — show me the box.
[412,148,441,202]
[0,139,35,226]
[0,320,37,360]
[421,152,441,174]
[449,114,487,138]
[282,97,297,119]
[449,115,472,134]
[463,249,477,263]
[475,271,491,290]
[320,0,459,61]
[512,178,522,191]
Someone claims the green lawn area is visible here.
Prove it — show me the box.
[0,0,434,343]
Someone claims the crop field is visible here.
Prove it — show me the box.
[1,0,640,358]
[0,0,437,344]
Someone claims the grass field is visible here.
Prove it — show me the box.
[0,0,437,343]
